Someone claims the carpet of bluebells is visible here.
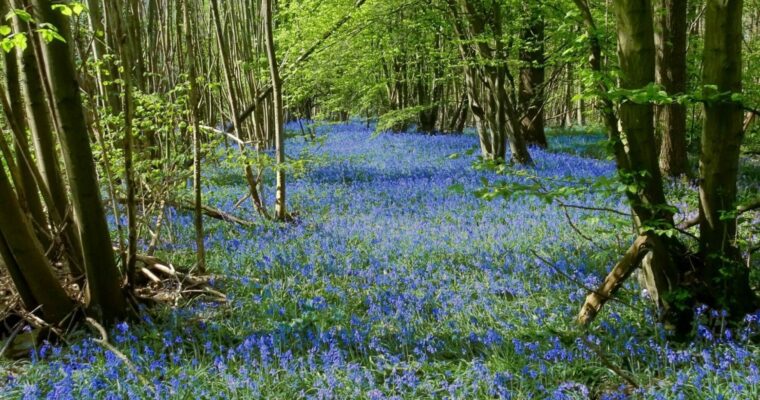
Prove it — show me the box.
[1,122,759,399]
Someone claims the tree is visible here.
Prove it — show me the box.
[30,0,128,322]
[655,0,689,176]
[519,2,548,148]
[182,0,206,272]
[698,0,754,315]
[574,0,757,330]
[445,0,533,164]
[263,0,288,221]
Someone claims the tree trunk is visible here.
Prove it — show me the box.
[0,165,75,323]
[86,0,120,113]
[519,5,548,148]
[108,0,139,288]
[699,0,755,315]
[2,25,47,230]
[31,0,128,323]
[263,0,288,221]
[655,0,689,176]
[615,0,671,225]
[183,0,206,272]
[9,0,85,278]
[575,0,687,328]
[210,0,271,220]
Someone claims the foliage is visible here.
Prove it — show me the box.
[2,124,759,399]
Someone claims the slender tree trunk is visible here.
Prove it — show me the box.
[183,0,206,272]
[108,0,139,288]
[263,0,287,220]
[85,0,120,113]
[210,0,271,220]
[699,0,755,314]
[2,27,47,228]
[31,0,127,322]
[655,0,689,176]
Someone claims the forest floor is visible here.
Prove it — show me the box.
[1,123,759,399]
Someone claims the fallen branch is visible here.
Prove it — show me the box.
[578,236,653,326]
[115,197,255,228]
[169,199,255,227]
[0,323,22,358]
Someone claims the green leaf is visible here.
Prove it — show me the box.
[11,33,26,51]
[0,25,11,36]
[71,3,85,15]
[52,4,72,16]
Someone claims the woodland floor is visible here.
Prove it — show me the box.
[1,122,759,399]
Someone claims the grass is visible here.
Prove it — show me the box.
[1,122,758,399]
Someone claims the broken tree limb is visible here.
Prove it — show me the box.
[679,196,760,230]
[200,125,252,146]
[115,197,255,228]
[578,235,654,326]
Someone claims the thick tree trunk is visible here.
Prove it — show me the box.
[31,0,128,322]
[519,7,548,148]
[575,0,686,327]
[655,0,689,176]
[0,166,75,323]
[615,0,671,225]
[9,1,85,278]
[699,0,755,314]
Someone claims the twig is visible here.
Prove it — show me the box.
[85,318,155,392]
[679,196,760,230]
[560,204,604,249]
[531,250,639,311]
[0,323,23,358]
[558,201,630,217]
[579,334,640,388]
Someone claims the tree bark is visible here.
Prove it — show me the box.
[9,0,85,278]
[1,16,46,229]
[699,0,755,314]
[263,0,288,220]
[615,0,671,225]
[31,0,128,322]
[183,0,206,272]
[0,164,75,323]
[519,5,548,148]
[655,0,689,176]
